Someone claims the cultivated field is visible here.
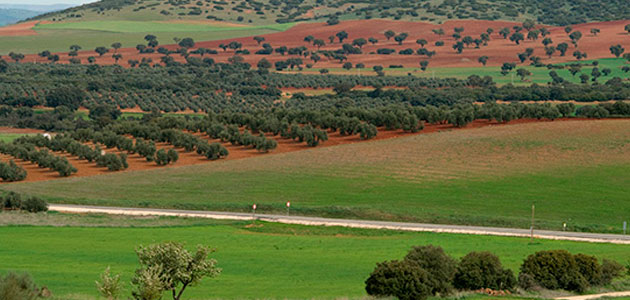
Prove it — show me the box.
[285,58,630,86]
[0,215,628,299]
[6,119,630,232]
[0,20,294,54]
[0,117,593,183]
[18,20,630,66]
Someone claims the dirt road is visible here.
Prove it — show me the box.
[48,204,630,245]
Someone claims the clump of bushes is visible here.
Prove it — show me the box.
[1,192,48,213]
[366,246,625,299]
[520,250,625,292]
[366,245,506,300]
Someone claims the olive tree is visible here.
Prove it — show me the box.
[96,267,123,300]
[132,242,221,300]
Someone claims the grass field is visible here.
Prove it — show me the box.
[294,58,630,86]
[1,216,629,299]
[0,22,295,55]
[33,21,295,33]
[5,120,630,233]
[0,133,32,142]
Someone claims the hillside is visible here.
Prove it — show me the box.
[0,8,41,26]
[28,0,630,26]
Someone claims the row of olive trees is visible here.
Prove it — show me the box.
[0,142,76,177]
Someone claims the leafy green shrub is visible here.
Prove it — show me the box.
[96,153,127,171]
[0,272,41,300]
[520,250,589,292]
[0,160,26,182]
[365,260,432,300]
[453,251,516,291]
[518,273,539,291]
[575,253,602,285]
[96,267,122,300]
[1,192,22,210]
[601,259,625,285]
[167,149,178,163]
[20,197,48,213]
[404,245,457,295]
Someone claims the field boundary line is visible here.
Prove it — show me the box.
[48,204,630,245]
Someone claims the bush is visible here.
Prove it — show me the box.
[601,259,625,285]
[1,192,22,210]
[520,250,589,292]
[20,197,48,213]
[96,153,126,171]
[518,273,540,291]
[0,272,41,300]
[574,253,602,285]
[365,260,432,300]
[0,160,26,182]
[155,149,169,165]
[167,149,179,164]
[96,267,122,300]
[453,251,516,291]
[404,245,457,295]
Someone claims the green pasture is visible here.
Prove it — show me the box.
[300,58,630,86]
[33,21,295,33]
[5,120,630,233]
[0,219,628,299]
[0,22,295,55]
[0,133,32,142]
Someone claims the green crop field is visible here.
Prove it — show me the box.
[33,21,295,33]
[0,216,628,299]
[296,58,630,86]
[5,120,630,233]
[0,22,295,55]
[0,133,33,142]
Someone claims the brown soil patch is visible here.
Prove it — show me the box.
[0,127,45,134]
[0,117,620,184]
[20,19,630,69]
[0,21,39,37]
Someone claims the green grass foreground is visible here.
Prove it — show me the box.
[0,221,628,299]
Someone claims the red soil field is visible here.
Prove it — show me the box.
[0,118,610,184]
[19,19,630,68]
[0,21,39,36]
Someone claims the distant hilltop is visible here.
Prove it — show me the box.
[24,0,630,26]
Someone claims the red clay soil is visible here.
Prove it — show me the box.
[0,21,39,36]
[0,127,44,134]
[19,19,630,68]
[0,117,612,184]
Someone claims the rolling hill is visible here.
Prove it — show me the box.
[26,0,630,26]
[0,8,41,26]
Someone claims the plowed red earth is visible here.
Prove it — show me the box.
[18,19,630,68]
[0,118,607,183]
[0,21,39,36]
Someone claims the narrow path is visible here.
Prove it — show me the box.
[48,204,630,245]
[555,291,630,300]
